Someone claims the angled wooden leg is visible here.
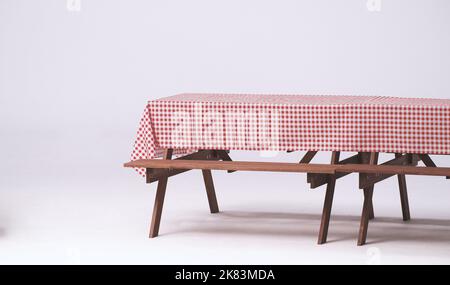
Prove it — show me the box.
[317,151,340,244]
[395,153,410,221]
[360,152,375,220]
[149,149,173,238]
[300,151,318,164]
[317,177,336,244]
[357,152,378,246]
[202,169,219,213]
[397,174,410,221]
[366,190,375,220]
[358,187,374,246]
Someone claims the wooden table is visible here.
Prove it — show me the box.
[125,94,450,245]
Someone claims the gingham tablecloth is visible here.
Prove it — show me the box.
[131,93,450,176]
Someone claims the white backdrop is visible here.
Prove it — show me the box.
[1,0,450,264]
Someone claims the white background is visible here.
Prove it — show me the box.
[1,0,450,264]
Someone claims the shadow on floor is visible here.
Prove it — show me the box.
[164,210,450,245]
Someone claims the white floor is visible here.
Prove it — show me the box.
[1,150,450,265]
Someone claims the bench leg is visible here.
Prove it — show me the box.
[202,169,219,213]
[366,191,375,220]
[317,175,337,244]
[358,187,374,246]
[395,153,411,221]
[317,151,340,244]
[357,152,378,246]
[359,152,375,220]
[397,174,410,221]
[149,149,173,238]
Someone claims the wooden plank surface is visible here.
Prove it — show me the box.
[125,159,336,174]
[337,163,450,176]
[125,159,450,177]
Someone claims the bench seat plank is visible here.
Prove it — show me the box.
[124,159,450,176]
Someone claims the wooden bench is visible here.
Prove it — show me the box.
[124,149,450,245]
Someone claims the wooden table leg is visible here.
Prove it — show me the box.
[317,151,340,244]
[396,153,411,221]
[359,152,375,220]
[202,169,219,213]
[366,189,375,220]
[357,152,378,246]
[149,149,173,238]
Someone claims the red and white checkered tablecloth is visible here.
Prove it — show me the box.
[131,93,450,176]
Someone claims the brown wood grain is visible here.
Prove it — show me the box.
[126,159,336,174]
[125,159,450,177]
[358,154,419,189]
[149,148,173,238]
[308,154,359,188]
[299,151,318,164]
[337,163,450,176]
[418,154,437,167]
[214,150,236,173]
[396,153,411,221]
[357,152,378,246]
[202,170,219,213]
[146,150,219,183]
[317,151,340,244]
